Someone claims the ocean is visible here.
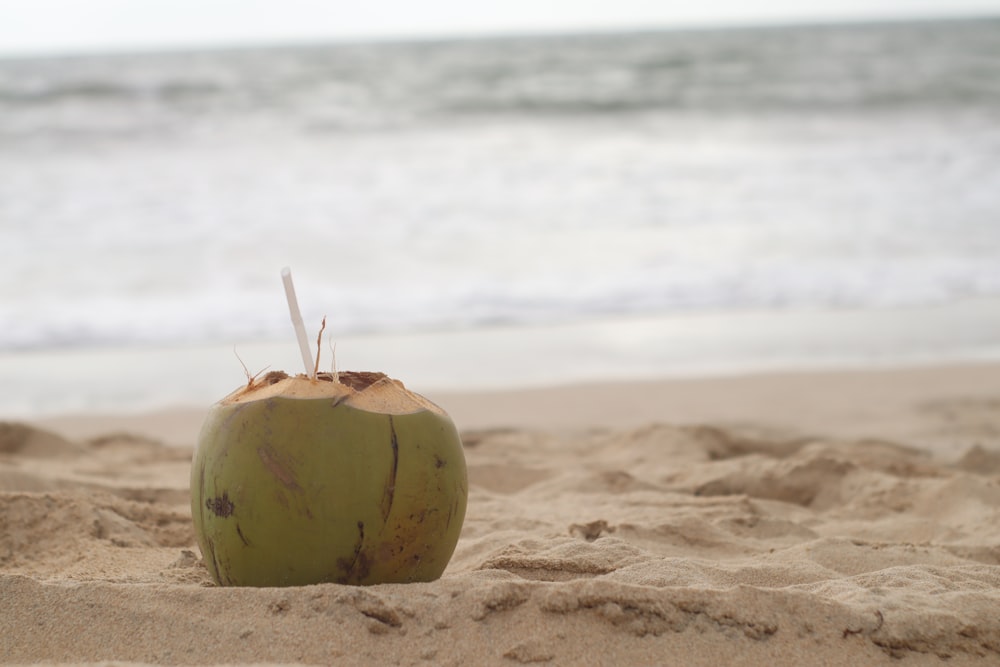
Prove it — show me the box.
[2,18,1000,414]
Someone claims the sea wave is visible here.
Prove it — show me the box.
[3,19,1000,353]
[3,255,1000,353]
[2,19,999,139]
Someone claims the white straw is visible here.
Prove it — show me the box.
[281,267,315,378]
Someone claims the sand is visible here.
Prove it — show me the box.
[3,363,1000,665]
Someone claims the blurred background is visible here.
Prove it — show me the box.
[2,1,1000,415]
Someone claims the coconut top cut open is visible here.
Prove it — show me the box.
[221,370,447,416]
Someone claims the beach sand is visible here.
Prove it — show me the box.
[3,363,1000,665]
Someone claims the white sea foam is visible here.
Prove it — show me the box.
[2,20,1000,353]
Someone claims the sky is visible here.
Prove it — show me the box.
[1,0,999,56]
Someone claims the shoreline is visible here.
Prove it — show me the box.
[31,358,1000,460]
[5,297,1000,422]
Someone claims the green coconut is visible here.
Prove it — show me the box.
[191,370,468,587]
